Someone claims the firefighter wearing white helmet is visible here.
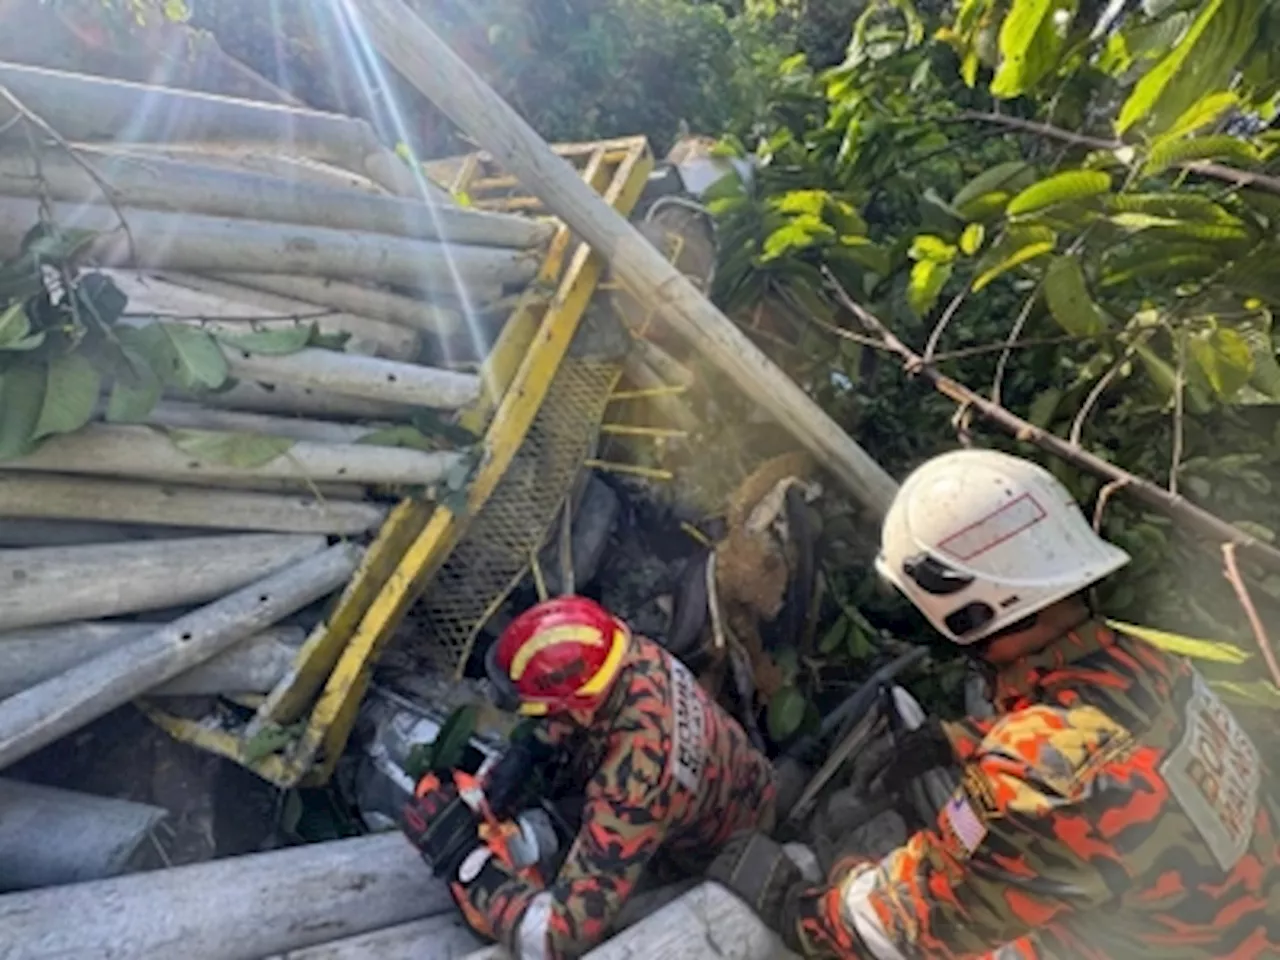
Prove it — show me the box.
[876,448,1131,643]
[710,449,1278,959]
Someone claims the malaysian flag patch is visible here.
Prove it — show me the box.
[943,793,988,856]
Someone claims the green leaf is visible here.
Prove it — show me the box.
[909,259,953,316]
[959,223,986,255]
[1108,619,1250,664]
[106,350,163,423]
[1143,135,1261,177]
[358,425,443,452]
[1237,315,1280,401]
[762,215,836,260]
[1116,0,1224,134]
[991,0,1074,98]
[1211,680,1280,710]
[846,621,873,660]
[773,190,827,216]
[818,617,849,654]
[159,324,229,391]
[169,429,296,468]
[909,235,958,263]
[0,302,30,346]
[1160,90,1239,142]
[33,353,100,439]
[1190,327,1254,397]
[767,686,808,741]
[429,705,479,773]
[243,722,304,763]
[973,227,1057,291]
[1028,387,1063,427]
[1007,171,1112,217]
[0,364,44,459]
[214,325,314,356]
[952,161,1031,211]
[1043,257,1107,336]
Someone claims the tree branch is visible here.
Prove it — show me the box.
[955,111,1280,198]
[820,266,1280,576]
[1222,543,1280,690]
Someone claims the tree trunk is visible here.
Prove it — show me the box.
[0,831,451,960]
[0,541,359,768]
[0,533,327,632]
[0,622,304,700]
[0,779,167,893]
[0,60,423,198]
[4,424,462,487]
[351,0,899,515]
[0,147,551,248]
[0,473,387,535]
[0,196,540,292]
[217,273,470,336]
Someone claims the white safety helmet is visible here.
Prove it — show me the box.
[876,449,1130,644]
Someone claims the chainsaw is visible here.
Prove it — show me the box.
[412,768,562,882]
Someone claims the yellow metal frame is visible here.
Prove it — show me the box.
[146,137,654,788]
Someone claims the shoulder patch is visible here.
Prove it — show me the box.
[667,655,707,793]
[1161,671,1260,872]
[942,792,988,857]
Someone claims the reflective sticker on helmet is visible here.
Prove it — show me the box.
[938,493,1047,562]
[510,624,605,680]
[1161,672,1260,872]
[668,655,707,792]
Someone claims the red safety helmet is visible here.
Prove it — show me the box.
[486,597,631,717]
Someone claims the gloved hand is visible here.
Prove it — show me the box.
[866,717,955,798]
[401,774,482,878]
[485,733,556,818]
[708,832,804,942]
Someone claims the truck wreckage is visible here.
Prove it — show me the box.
[0,3,976,958]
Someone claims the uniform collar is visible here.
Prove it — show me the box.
[992,618,1116,712]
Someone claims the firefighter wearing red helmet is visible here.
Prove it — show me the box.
[403,595,777,959]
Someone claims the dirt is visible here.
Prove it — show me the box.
[7,704,282,870]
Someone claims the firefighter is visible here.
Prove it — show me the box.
[402,595,777,959]
[710,449,1279,958]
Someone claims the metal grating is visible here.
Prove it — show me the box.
[404,317,629,676]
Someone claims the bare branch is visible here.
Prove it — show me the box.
[991,285,1042,404]
[1170,326,1186,496]
[820,265,1280,575]
[955,111,1280,197]
[923,285,971,362]
[1222,543,1280,690]
[1068,329,1154,447]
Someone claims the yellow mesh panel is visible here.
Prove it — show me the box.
[403,323,628,677]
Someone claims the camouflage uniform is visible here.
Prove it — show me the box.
[459,634,776,959]
[792,621,1279,959]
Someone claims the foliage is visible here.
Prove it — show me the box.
[703,0,1280,711]
[0,221,342,468]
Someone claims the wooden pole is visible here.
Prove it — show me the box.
[0,779,167,893]
[0,832,452,960]
[5,424,462,488]
[0,473,387,535]
[218,273,471,336]
[0,148,553,248]
[0,622,304,700]
[0,196,540,292]
[0,61,424,198]
[0,533,326,632]
[0,542,359,768]
[350,0,899,515]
